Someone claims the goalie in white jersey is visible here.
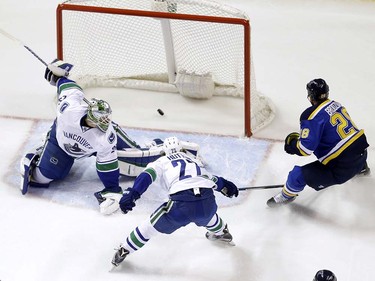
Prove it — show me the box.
[19,60,166,215]
[111,137,239,268]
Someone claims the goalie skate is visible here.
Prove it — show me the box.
[19,153,39,195]
[205,224,235,246]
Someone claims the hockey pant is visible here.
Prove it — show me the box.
[30,126,75,186]
[121,188,227,254]
[287,149,367,192]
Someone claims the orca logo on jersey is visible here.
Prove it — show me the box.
[63,143,86,157]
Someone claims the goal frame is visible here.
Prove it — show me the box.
[56,3,252,136]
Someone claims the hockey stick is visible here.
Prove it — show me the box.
[0,27,91,104]
[0,27,49,67]
[239,184,284,191]
[0,27,71,77]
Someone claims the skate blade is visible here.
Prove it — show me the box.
[109,264,118,272]
[208,238,236,246]
[359,168,371,176]
[226,240,236,246]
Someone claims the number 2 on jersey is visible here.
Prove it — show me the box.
[171,158,202,180]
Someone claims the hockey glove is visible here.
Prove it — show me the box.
[119,187,141,214]
[215,177,239,198]
[284,132,299,154]
[94,190,123,215]
[44,59,73,86]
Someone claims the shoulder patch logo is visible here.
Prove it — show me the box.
[108,132,116,144]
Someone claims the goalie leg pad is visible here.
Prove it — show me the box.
[117,140,203,176]
[19,153,39,195]
[180,141,204,166]
[117,148,164,177]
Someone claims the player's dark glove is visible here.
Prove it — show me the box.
[44,59,73,86]
[284,132,299,154]
[215,177,239,198]
[119,187,141,214]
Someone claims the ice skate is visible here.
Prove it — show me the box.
[358,161,370,176]
[19,153,39,195]
[111,245,129,268]
[267,192,296,208]
[206,224,235,246]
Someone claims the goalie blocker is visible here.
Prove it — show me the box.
[117,140,203,177]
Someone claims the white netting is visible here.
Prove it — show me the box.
[58,0,275,134]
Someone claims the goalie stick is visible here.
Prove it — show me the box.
[239,184,284,191]
[0,27,50,68]
[0,27,93,104]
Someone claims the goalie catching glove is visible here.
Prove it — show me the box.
[284,132,300,154]
[94,190,123,215]
[44,59,74,86]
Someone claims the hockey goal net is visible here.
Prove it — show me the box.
[56,0,275,137]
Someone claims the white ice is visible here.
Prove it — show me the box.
[0,0,375,280]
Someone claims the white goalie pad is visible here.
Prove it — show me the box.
[117,140,204,177]
[117,147,163,177]
[175,70,215,99]
[180,141,204,166]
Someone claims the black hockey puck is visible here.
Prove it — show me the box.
[157,109,164,116]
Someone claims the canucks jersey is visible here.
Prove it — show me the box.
[293,99,368,165]
[142,152,216,195]
[54,77,119,188]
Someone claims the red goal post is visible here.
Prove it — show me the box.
[56,0,274,137]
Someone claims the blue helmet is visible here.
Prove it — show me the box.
[306,78,329,103]
[313,269,337,281]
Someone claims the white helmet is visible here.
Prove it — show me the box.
[87,98,112,132]
[163,137,183,156]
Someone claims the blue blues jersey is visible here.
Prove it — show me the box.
[291,99,368,165]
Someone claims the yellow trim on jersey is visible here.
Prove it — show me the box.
[321,129,364,165]
[296,141,310,156]
[307,99,331,120]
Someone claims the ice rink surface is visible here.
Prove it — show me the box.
[0,0,375,280]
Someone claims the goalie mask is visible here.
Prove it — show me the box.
[163,137,183,156]
[86,98,112,132]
